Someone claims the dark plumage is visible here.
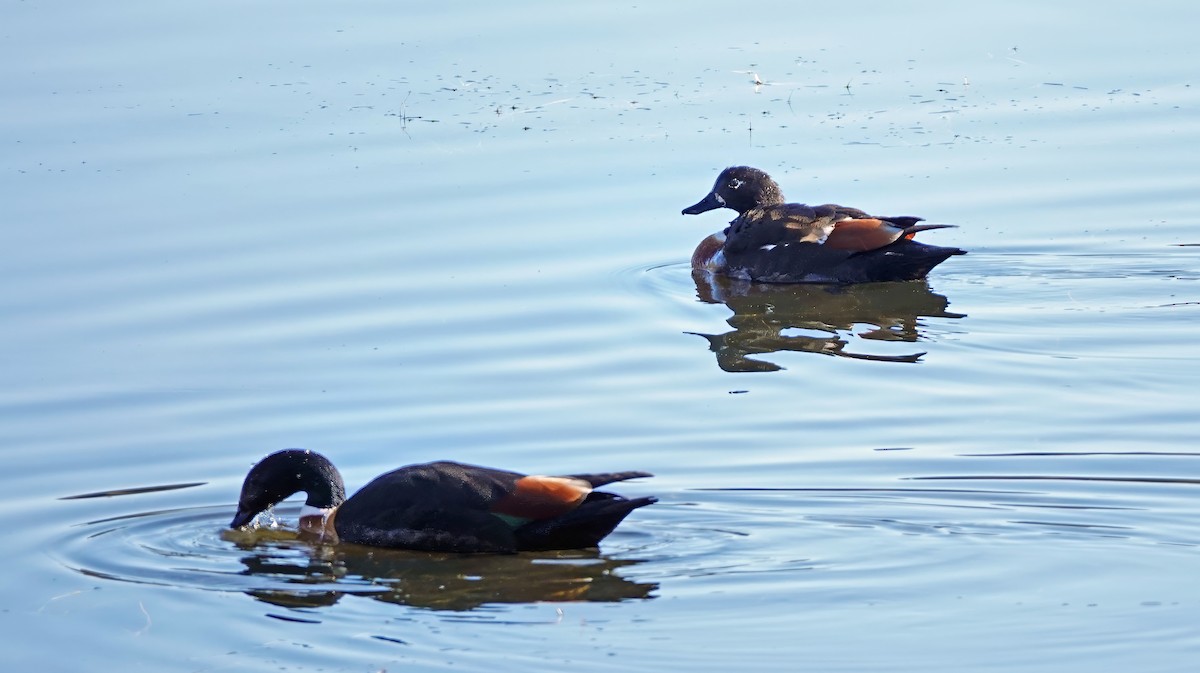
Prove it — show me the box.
[231,449,655,553]
[682,166,965,283]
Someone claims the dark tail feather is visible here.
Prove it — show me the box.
[862,240,966,282]
[514,492,657,551]
[902,223,958,237]
[568,471,653,488]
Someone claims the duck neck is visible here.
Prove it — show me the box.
[283,450,347,510]
[301,474,344,510]
[745,189,783,212]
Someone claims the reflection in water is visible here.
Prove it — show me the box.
[54,501,658,613]
[227,529,657,611]
[689,271,966,372]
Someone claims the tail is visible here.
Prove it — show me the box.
[567,471,653,488]
[514,492,657,551]
[902,223,957,240]
[860,240,966,281]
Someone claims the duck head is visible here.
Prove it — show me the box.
[230,449,347,528]
[682,166,784,216]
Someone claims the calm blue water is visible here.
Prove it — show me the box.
[3,1,1200,671]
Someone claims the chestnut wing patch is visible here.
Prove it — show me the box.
[824,219,905,252]
[491,475,593,520]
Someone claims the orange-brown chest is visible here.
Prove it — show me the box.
[691,232,727,271]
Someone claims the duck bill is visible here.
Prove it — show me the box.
[230,508,256,528]
[682,191,724,215]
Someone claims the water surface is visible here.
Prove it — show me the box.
[3,1,1200,671]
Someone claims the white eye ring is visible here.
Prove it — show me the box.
[729,178,744,190]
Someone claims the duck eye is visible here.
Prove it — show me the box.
[728,178,744,190]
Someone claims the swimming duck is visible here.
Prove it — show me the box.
[230,449,656,553]
[682,166,965,283]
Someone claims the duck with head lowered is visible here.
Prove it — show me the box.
[682,166,965,284]
[231,449,656,553]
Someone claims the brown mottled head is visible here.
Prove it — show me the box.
[682,166,785,216]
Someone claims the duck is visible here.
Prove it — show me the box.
[230,449,656,553]
[682,166,965,283]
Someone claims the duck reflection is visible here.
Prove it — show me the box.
[690,271,965,372]
[228,530,656,611]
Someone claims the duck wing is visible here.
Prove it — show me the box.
[805,203,945,252]
[724,203,833,254]
[815,203,926,229]
[824,219,955,253]
[334,461,522,552]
